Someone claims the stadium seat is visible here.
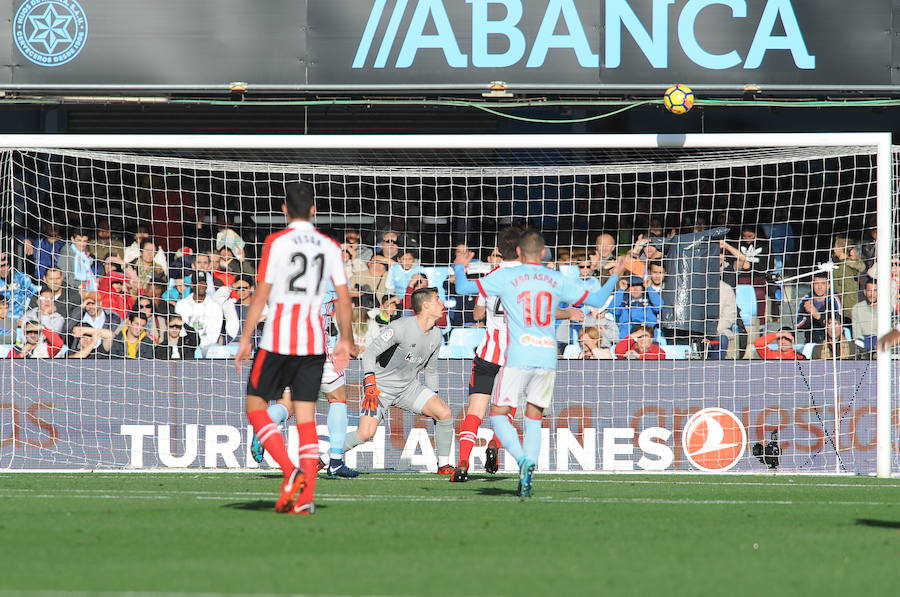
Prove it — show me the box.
[662,345,690,360]
[558,264,579,278]
[800,343,817,359]
[206,344,239,359]
[562,344,582,359]
[447,327,486,347]
[439,344,474,359]
[421,266,449,295]
[734,284,758,326]
[654,327,666,345]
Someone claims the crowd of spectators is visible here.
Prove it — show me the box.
[0,216,260,359]
[0,211,892,361]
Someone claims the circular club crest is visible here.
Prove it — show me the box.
[13,0,88,67]
[682,407,747,472]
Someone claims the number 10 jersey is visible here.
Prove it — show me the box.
[476,263,588,370]
[256,220,346,356]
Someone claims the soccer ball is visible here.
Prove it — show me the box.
[663,84,695,115]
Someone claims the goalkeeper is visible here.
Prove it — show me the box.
[342,286,456,475]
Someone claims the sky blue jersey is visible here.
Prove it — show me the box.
[469,263,619,370]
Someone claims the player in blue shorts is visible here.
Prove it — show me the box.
[453,229,624,497]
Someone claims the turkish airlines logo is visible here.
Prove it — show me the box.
[682,408,746,472]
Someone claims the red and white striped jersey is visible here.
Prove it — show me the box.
[474,260,520,366]
[257,221,346,356]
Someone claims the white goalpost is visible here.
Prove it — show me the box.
[0,133,893,477]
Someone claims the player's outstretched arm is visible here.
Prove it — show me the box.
[577,257,626,308]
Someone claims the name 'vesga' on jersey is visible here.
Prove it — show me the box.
[352,0,815,71]
[292,234,324,247]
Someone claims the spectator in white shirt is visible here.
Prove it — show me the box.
[175,277,234,351]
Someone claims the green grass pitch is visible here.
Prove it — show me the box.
[0,472,897,597]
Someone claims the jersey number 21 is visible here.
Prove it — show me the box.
[287,252,325,294]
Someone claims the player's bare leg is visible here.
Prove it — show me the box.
[342,412,380,455]
[421,395,455,475]
[289,400,319,515]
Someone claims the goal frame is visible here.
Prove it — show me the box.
[0,132,892,478]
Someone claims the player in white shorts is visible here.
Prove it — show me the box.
[454,229,623,497]
[250,284,358,478]
[449,227,588,483]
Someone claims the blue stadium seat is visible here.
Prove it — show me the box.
[447,327,486,348]
[558,264,579,278]
[439,344,474,359]
[205,344,239,359]
[562,344,582,359]
[421,266,450,302]
[734,284,758,326]
[662,345,690,360]
[798,343,815,359]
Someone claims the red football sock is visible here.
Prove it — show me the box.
[248,409,294,479]
[296,421,319,504]
[457,414,482,466]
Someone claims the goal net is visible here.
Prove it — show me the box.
[0,134,894,476]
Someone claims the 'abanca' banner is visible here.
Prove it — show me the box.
[0,0,897,92]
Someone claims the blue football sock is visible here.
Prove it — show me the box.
[490,414,523,464]
[267,403,289,425]
[327,401,348,459]
[523,416,542,464]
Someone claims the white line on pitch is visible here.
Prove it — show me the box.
[354,476,900,489]
[3,474,896,489]
[0,489,895,507]
[0,591,502,597]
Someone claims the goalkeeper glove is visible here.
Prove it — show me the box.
[361,372,380,416]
